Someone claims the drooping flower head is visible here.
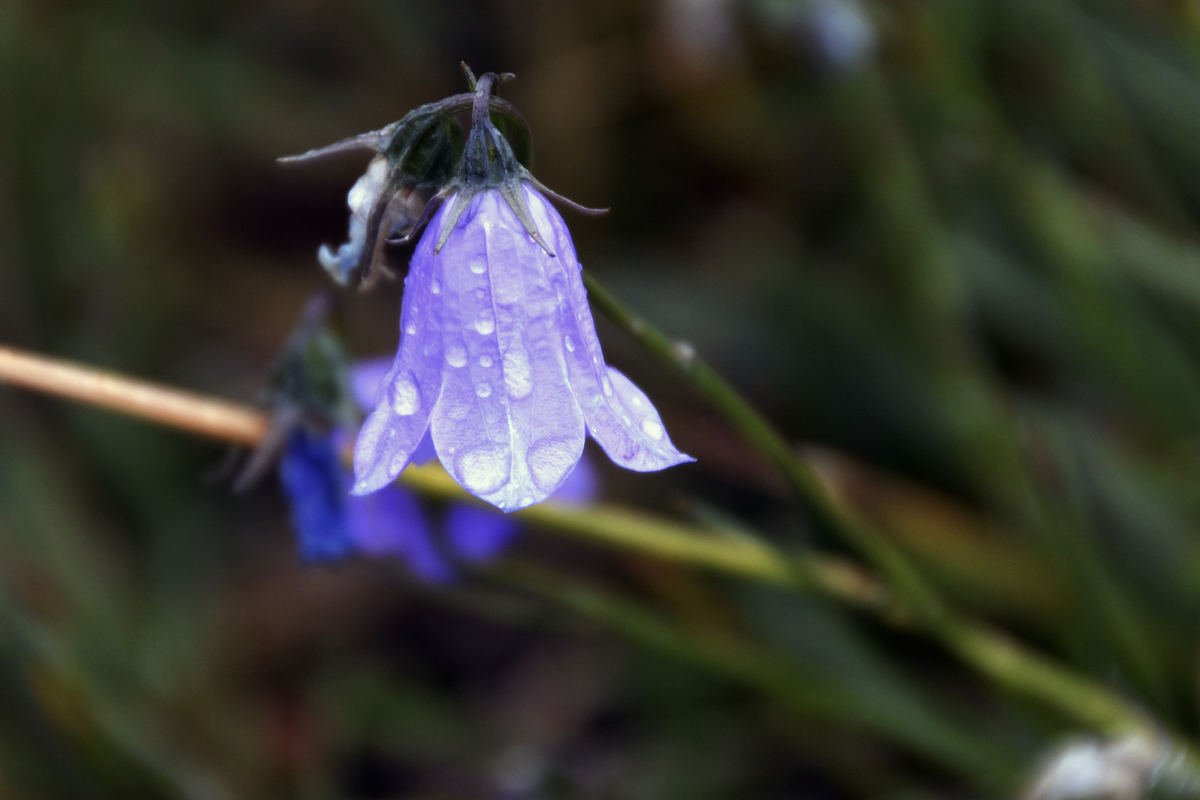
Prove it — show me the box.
[352,71,693,512]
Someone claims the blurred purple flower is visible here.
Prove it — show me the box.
[278,358,600,580]
[352,184,692,512]
[279,426,452,581]
[278,427,356,563]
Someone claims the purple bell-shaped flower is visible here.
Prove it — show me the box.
[350,72,692,512]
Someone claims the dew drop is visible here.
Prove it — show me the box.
[405,321,417,335]
[631,395,645,407]
[476,382,492,398]
[446,343,468,368]
[431,279,441,294]
[480,355,493,367]
[602,376,614,396]
[456,444,510,495]
[641,419,664,440]
[470,258,487,275]
[474,313,495,335]
[564,335,575,352]
[476,289,485,299]
[389,374,420,416]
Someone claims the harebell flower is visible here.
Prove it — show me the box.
[352,70,692,512]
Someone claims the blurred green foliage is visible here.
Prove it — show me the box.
[8,0,1200,797]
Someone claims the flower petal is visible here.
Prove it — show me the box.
[430,191,585,512]
[349,355,392,411]
[527,185,694,471]
[352,358,439,467]
[345,483,426,556]
[444,505,521,563]
[595,367,693,470]
[549,450,599,505]
[346,484,453,582]
[352,213,446,494]
[279,429,354,563]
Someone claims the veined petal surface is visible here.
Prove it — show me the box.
[527,185,693,471]
[429,191,586,512]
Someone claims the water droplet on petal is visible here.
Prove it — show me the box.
[641,419,664,440]
[622,414,631,425]
[474,313,495,335]
[631,395,644,407]
[476,382,492,398]
[470,258,487,274]
[405,321,416,335]
[431,279,441,294]
[602,376,614,396]
[480,355,493,367]
[504,346,533,399]
[456,444,509,495]
[564,335,575,352]
[390,373,420,416]
[447,343,467,368]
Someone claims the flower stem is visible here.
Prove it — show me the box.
[581,271,943,620]
[579,272,1167,740]
[0,342,1173,746]
[0,346,267,445]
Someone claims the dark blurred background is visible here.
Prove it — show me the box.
[7,0,1200,797]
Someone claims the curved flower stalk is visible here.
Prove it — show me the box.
[352,72,692,512]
